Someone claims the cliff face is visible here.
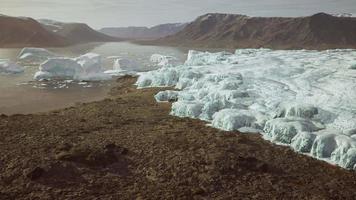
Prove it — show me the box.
[0,15,68,48]
[99,23,187,40]
[154,13,356,50]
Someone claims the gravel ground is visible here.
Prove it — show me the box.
[0,76,356,200]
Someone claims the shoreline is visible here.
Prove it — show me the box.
[1,76,356,199]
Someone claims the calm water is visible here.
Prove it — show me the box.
[0,42,188,115]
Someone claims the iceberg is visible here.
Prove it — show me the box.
[0,60,24,74]
[113,58,141,71]
[17,48,58,64]
[136,49,356,170]
[34,53,111,81]
[34,58,83,80]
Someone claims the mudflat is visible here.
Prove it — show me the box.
[1,76,356,199]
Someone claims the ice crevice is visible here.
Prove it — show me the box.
[136,49,356,170]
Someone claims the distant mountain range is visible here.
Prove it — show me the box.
[99,23,187,40]
[38,19,120,44]
[0,15,120,48]
[2,13,356,49]
[0,15,69,48]
[147,13,356,50]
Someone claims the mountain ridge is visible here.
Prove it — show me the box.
[99,23,187,40]
[145,13,356,50]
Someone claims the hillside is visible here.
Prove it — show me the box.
[150,13,356,50]
[0,15,68,48]
[39,19,121,44]
[99,23,187,40]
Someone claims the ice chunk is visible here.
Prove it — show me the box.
[171,101,203,118]
[0,60,24,74]
[330,135,356,166]
[150,54,179,67]
[136,68,179,88]
[339,148,356,169]
[291,132,317,153]
[114,58,141,71]
[155,90,179,102]
[350,64,356,69]
[275,104,319,119]
[212,109,257,131]
[34,58,83,80]
[17,48,58,64]
[311,133,338,158]
[75,53,103,74]
[34,55,111,81]
[264,118,324,144]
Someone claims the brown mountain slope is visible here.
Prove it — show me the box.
[99,23,187,40]
[150,13,356,50]
[39,19,121,44]
[0,15,68,48]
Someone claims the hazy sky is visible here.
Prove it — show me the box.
[1,0,356,28]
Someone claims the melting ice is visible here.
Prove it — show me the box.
[137,49,356,170]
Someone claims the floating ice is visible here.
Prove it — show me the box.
[137,49,356,170]
[34,53,111,81]
[0,60,24,74]
[17,48,58,64]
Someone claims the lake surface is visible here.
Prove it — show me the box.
[0,42,188,115]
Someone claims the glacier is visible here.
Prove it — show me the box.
[150,54,180,67]
[136,49,356,170]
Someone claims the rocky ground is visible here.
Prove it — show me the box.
[1,76,356,200]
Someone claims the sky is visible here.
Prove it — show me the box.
[1,0,356,28]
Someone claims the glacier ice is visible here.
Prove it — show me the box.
[212,109,258,131]
[17,48,58,64]
[291,132,317,153]
[155,90,179,102]
[150,54,179,67]
[263,118,323,144]
[0,60,24,74]
[34,53,111,81]
[136,49,356,170]
[171,101,204,118]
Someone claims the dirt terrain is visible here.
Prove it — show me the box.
[1,76,356,199]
